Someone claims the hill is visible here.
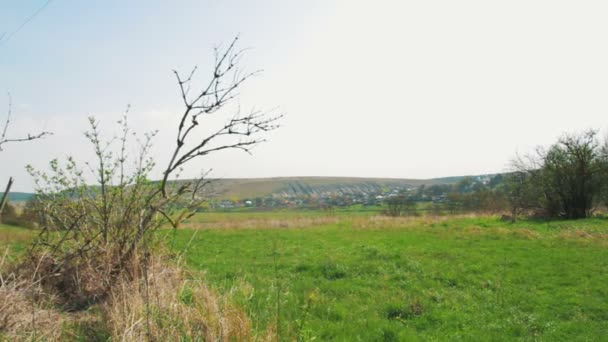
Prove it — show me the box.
[0,175,483,202]
[199,176,467,200]
[0,192,35,202]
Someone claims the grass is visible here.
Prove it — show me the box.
[181,208,378,231]
[171,214,608,341]
[0,223,33,262]
[2,214,608,340]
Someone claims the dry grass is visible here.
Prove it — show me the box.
[103,256,264,341]
[0,248,268,341]
[511,228,540,240]
[181,213,491,231]
[0,282,66,341]
[0,248,65,341]
[558,230,608,246]
[0,224,33,246]
[349,213,485,230]
[182,216,341,230]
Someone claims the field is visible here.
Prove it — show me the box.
[170,212,608,341]
[0,224,32,261]
[2,212,608,340]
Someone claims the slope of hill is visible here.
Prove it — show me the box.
[0,192,35,202]
[200,176,466,199]
[0,175,481,202]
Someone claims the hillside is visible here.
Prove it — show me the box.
[1,175,480,202]
[0,192,34,202]
[199,176,467,199]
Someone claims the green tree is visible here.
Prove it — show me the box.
[386,195,413,217]
[512,130,606,219]
[0,202,19,225]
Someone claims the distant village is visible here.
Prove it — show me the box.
[207,175,498,211]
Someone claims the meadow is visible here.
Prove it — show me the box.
[2,212,608,340]
[170,212,608,341]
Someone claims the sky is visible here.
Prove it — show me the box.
[1,0,608,191]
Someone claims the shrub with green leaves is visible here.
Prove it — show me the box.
[18,37,281,310]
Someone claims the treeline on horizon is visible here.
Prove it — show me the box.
[389,129,608,220]
[4,129,608,224]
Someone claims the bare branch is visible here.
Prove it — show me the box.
[0,92,11,143]
[0,92,52,151]
[160,36,282,196]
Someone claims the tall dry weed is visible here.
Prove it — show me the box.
[102,256,265,341]
[1,247,268,341]
[0,248,65,341]
[183,216,341,230]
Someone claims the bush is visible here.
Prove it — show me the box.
[18,37,280,311]
[1,38,280,340]
[385,195,415,217]
[510,130,608,219]
[0,203,20,226]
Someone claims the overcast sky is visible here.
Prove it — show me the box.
[1,0,608,191]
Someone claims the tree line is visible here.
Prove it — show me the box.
[387,129,608,220]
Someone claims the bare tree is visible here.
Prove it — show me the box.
[160,36,282,195]
[0,93,51,220]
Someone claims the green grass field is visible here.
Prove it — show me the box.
[170,214,608,341]
[2,214,608,340]
[0,223,33,262]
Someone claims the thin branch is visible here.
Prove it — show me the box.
[0,92,11,143]
[0,93,52,151]
[160,36,282,196]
